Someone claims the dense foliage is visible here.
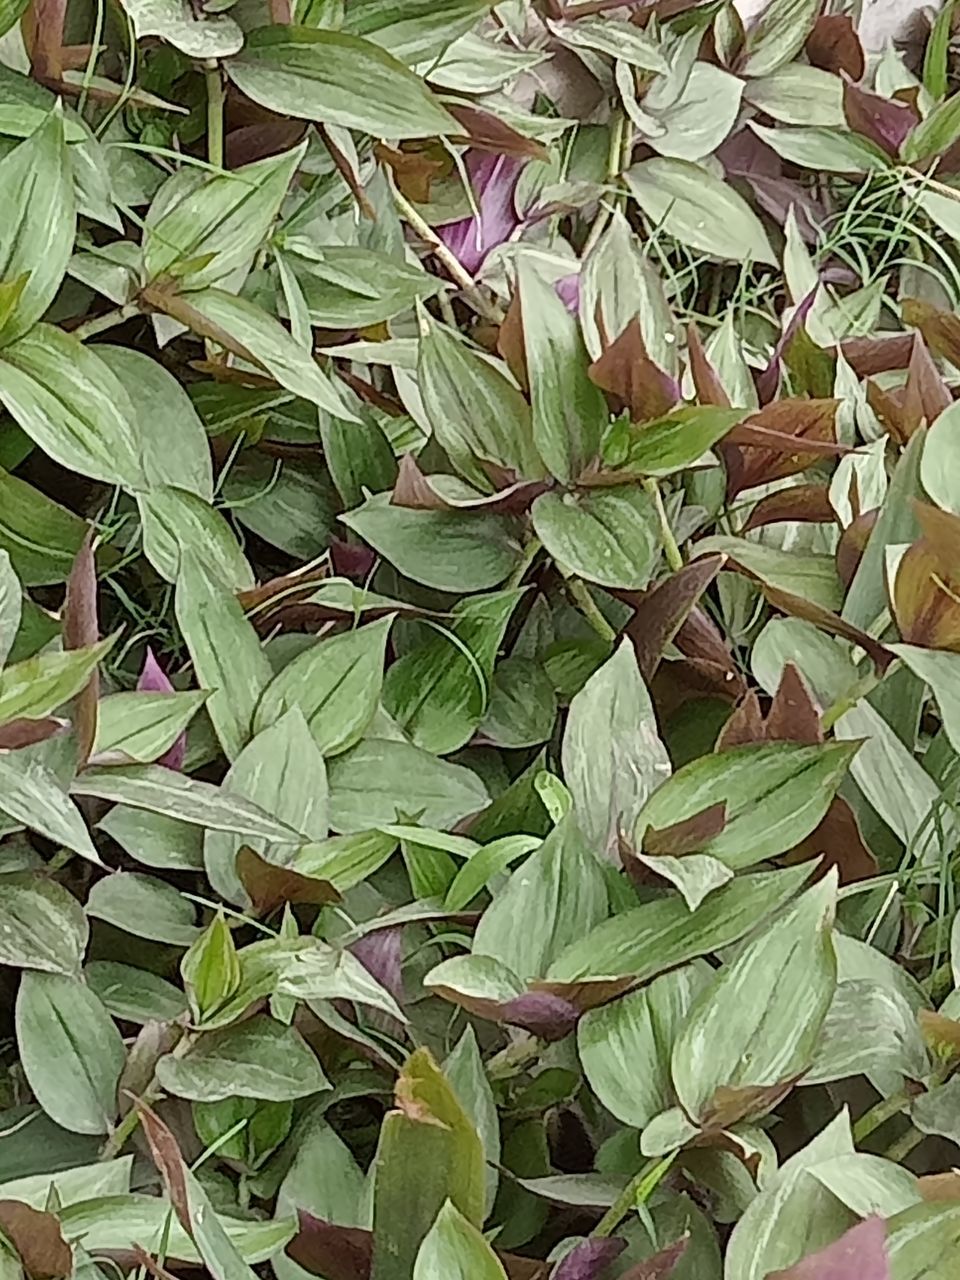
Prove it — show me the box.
[4,0,960,1276]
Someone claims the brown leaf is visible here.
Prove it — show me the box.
[0,718,66,749]
[644,803,727,855]
[840,332,915,377]
[837,510,878,589]
[620,1236,689,1280]
[843,80,918,158]
[135,1100,192,1234]
[588,319,679,423]
[806,14,865,78]
[700,1079,797,1130]
[285,1212,373,1280]
[63,531,99,767]
[865,379,911,444]
[724,399,846,497]
[903,333,952,431]
[621,556,724,682]
[0,1202,72,1280]
[497,288,528,391]
[919,1171,960,1201]
[715,691,766,750]
[224,121,307,168]
[918,1009,960,1059]
[236,847,340,916]
[903,297,960,371]
[675,606,747,699]
[892,540,960,652]
[391,452,449,510]
[742,484,837,533]
[686,323,731,407]
[785,795,878,885]
[766,663,822,743]
[448,103,548,161]
[374,143,447,204]
[915,501,960,568]
[22,0,66,80]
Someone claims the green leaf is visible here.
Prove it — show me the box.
[327,738,488,832]
[472,816,608,981]
[480,657,557,749]
[579,963,710,1130]
[413,1201,506,1280]
[922,401,960,514]
[144,145,305,290]
[562,639,671,855]
[519,255,606,483]
[0,637,114,724]
[634,740,857,871]
[204,708,328,906]
[182,914,241,1023]
[117,0,243,56]
[547,862,814,982]
[924,0,957,100]
[86,872,201,945]
[0,751,100,864]
[531,486,660,590]
[417,316,543,483]
[443,835,541,911]
[16,972,124,1135]
[93,690,208,764]
[903,92,960,164]
[0,325,145,489]
[0,110,76,347]
[445,1027,500,1214]
[749,123,890,174]
[648,62,744,162]
[371,1049,486,1280]
[0,874,87,976]
[86,961,188,1025]
[0,1157,131,1209]
[342,0,491,63]
[887,1202,960,1277]
[625,158,777,265]
[0,466,90,587]
[142,487,253,590]
[0,550,18,669]
[548,16,666,72]
[321,412,398,510]
[738,0,822,78]
[163,287,359,421]
[291,829,399,892]
[889,644,960,755]
[742,65,846,127]
[72,765,303,842]
[671,874,837,1126]
[98,347,213,498]
[157,1017,329,1102]
[614,406,744,477]
[808,979,929,1086]
[175,550,273,762]
[384,591,521,754]
[274,941,406,1021]
[342,492,521,591]
[97,806,204,872]
[0,0,27,40]
[294,246,440,329]
[694,536,844,612]
[226,26,459,139]
[254,616,392,756]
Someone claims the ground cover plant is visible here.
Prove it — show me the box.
[6,0,960,1275]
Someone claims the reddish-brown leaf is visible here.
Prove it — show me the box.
[724,399,846,497]
[374,143,447,204]
[836,510,878,589]
[0,1202,72,1280]
[766,663,822,743]
[840,332,915,377]
[715,691,766,750]
[919,1171,960,1201]
[225,121,307,168]
[865,379,911,444]
[742,484,836,533]
[391,453,449,510]
[686,323,731,407]
[903,333,953,428]
[448,103,548,160]
[806,14,864,78]
[236,847,340,916]
[23,0,67,80]
[0,718,66,750]
[620,1236,690,1280]
[903,297,960,371]
[892,540,960,652]
[700,1080,797,1130]
[588,318,680,424]
[285,1212,373,1280]
[621,556,724,681]
[843,80,918,157]
[915,501,960,568]
[643,803,727,855]
[785,795,878,886]
[768,1217,889,1280]
[135,1101,192,1234]
[674,606,747,699]
[497,288,528,390]
[63,531,99,767]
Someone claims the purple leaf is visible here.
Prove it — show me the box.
[436,152,524,274]
[350,926,405,1007]
[555,272,581,314]
[137,647,186,771]
[499,990,581,1041]
[768,1217,889,1280]
[552,1238,626,1279]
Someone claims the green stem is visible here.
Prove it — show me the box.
[852,1089,911,1143]
[99,1030,193,1161]
[507,537,542,589]
[643,477,683,572]
[71,302,139,343]
[568,578,616,644]
[592,1157,660,1238]
[205,60,224,169]
[884,1124,924,1164]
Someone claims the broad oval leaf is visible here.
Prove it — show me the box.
[531,486,660,590]
[156,1017,329,1102]
[0,874,88,976]
[413,1201,506,1280]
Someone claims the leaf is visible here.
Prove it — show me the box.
[0,637,114,725]
[117,0,243,57]
[0,110,75,347]
[16,972,124,1136]
[0,467,90,588]
[425,952,580,1040]
[97,806,203,871]
[0,325,145,489]
[254,617,391,756]
[86,872,201,945]
[275,941,405,1021]
[903,92,960,164]
[743,65,846,127]
[292,829,399,892]
[694,536,844,612]
[738,0,821,78]
[93,690,208,764]
[671,875,837,1127]
[882,1202,960,1278]
[342,0,490,63]
[578,964,710,1132]
[72,764,302,842]
[472,816,608,982]
[87,960,187,1025]
[0,751,100,864]
[532,486,659,590]
[921,402,960,514]
[561,639,671,857]
[749,123,890,174]
[150,286,358,421]
[547,862,813,983]
[342,493,520,591]
[888,644,960,754]
[226,26,458,140]
[767,1217,890,1280]
[612,406,744,478]
[204,708,328,906]
[624,159,776,266]
[370,1048,485,1280]
[413,1201,506,1280]
[175,550,273,763]
[157,1017,329,1102]
[296,247,440,330]
[518,255,607,483]
[0,875,86,977]
[384,591,520,754]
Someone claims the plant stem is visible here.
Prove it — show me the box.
[643,477,683,572]
[568,578,616,643]
[205,60,224,169]
[592,1157,660,1238]
[99,1030,194,1161]
[507,537,542,589]
[71,302,139,342]
[885,1124,924,1164]
[852,1089,911,1143]
[391,184,503,324]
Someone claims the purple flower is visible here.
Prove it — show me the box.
[138,647,186,771]
[437,152,525,274]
